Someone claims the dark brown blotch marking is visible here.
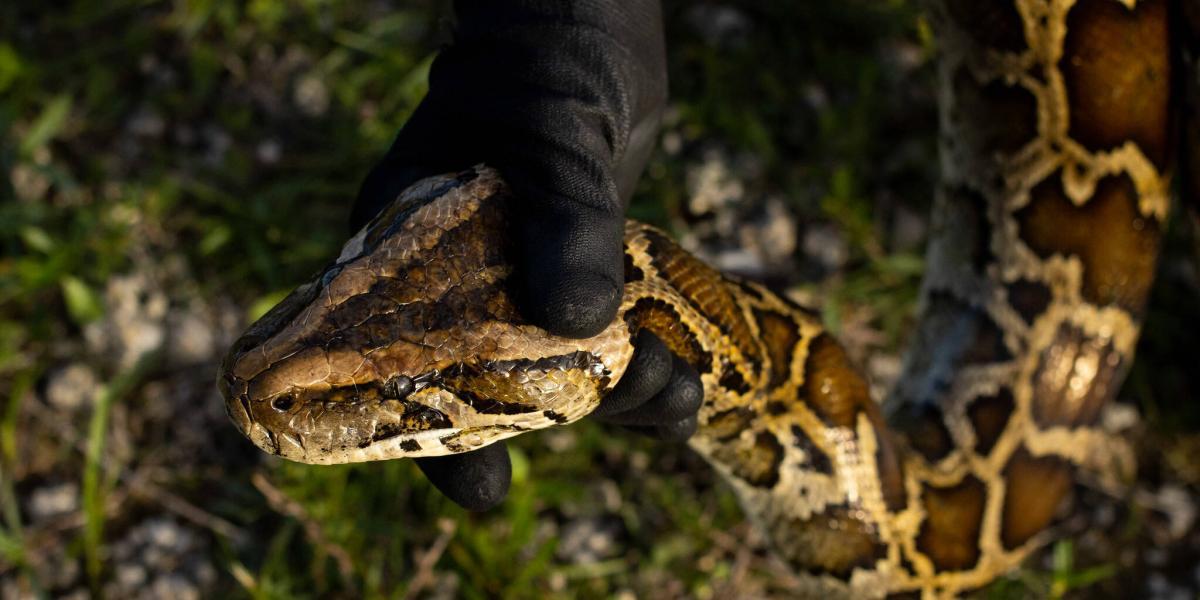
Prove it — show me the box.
[370,415,442,445]
[320,280,517,353]
[1018,173,1160,315]
[1001,448,1073,550]
[312,204,519,348]
[623,249,644,283]
[801,335,906,511]
[543,410,569,424]
[968,389,1014,454]
[791,425,833,475]
[704,407,756,442]
[953,69,1039,156]
[962,311,1012,364]
[875,421,909,513]
[939,186,993,274]
[925,292,1013,365]
[733,432,785,488]
[452,388,540,416]
[897,403,955,463]
[774,505,887,577]
[643,230,762,371]
[1062,0,1171,168]
[398,400,453,431]
[1006,279,1052,324]
[754,308,801,389]
[624,297,713,374]
[440,352,602,417]
[802,335,874,429]
[718,362,752,395]
[734,278,767,301]
[327,292,400,332]
[915,476,987,571]
[945,0,1026,51]
[1029,324,1123,430]
[454,351,602,378]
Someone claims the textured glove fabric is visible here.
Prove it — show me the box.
[355,1,668,339]
[352,0,701,512]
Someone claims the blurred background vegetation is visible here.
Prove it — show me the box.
[1,1,1198,598]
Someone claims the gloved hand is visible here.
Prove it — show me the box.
[351,0,702,512]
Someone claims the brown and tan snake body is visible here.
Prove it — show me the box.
[219,1,1172,596]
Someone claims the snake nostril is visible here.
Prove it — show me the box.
[271,396,294,412]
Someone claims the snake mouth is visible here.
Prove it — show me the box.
[220,357,524,464]
[219,373,254,438]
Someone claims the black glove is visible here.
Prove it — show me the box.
[352,0,702,512]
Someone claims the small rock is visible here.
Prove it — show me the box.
[150,574,199,600]
[685,4,751,48]
[10,164,51,202]
[116,564,147,587]
[1154,485,1197,541]
[255,139,282,165]
[201,125,231,166]
[84,271,168,369]
[544,428,576,453]
[687,150,744,217]
[661,130,683,156]
[44,364,97,411]
[27,482,79,521]
[802,223,849,272]
[556,516,622,564]
[105,518,215,599]
[1101,402,1141,433]
[294,74,330,117]
[166,305,216,366]
[127,106,166,138]
[1146,572,1190,600]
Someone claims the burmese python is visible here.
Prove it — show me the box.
[218,0,1173,596]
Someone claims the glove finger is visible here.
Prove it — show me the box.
[414,441,511,512]
[654,414,699,442]
[501,132,626,339]
[596,355,703,426]
[365,89,629,339]
[620,414,699,443]
[592,331,673,418]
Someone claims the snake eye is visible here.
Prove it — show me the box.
[382,376,414,400]
[271,396,294,412]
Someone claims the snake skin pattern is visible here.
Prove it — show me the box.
[219,0,1172,596]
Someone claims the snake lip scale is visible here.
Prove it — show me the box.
[219,0,1172,596]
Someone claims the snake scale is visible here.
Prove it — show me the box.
[218,0,1173,596]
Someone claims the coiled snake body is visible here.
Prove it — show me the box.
[219,1,1173,596]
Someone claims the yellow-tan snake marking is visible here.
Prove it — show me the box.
[219,0,1174,596]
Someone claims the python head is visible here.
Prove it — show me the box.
[218,168,633,464]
